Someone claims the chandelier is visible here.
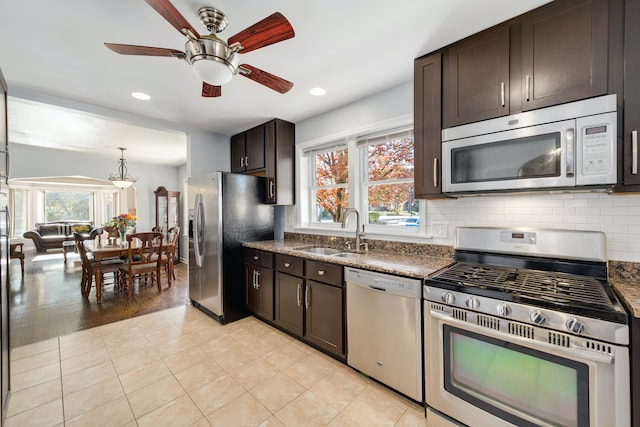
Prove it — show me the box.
[109,147,137,189]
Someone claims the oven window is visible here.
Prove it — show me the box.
[443,325,589,427]
[451,132,561,183]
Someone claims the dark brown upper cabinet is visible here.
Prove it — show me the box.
[621,0,640,190]
[443,25,510,128]
[230,118,295,205]
[231,126,265,173]
[520,0,608,111]
[414,52,445,199]
[442,0,609,129]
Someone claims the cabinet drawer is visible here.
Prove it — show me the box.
[305,260,343,287]
[244,248,274,268]
[275,254,303,276]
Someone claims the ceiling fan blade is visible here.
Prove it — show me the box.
[228,12,294,54]
[202,83,222,97]
[240,64,293,94]
[144,0,200,38]
[105,43,185,59]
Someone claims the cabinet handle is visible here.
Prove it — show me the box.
[269,180,275,199]
[245,156,249,167]
[296,283,302,307]
[255,271,260,289]
[500,82,505,107]
[252,270,257,288]
[433,158,438,188]
[525,75,531,102]
[317,270,325,276]
[633,130,638,175]
[305,285,310,309]
[240,156,245,168]
[284,262,291,268]
[566,128,575,177]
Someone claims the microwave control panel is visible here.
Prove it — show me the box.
[581,124,611,175]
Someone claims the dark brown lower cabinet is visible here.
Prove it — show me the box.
[274,272,303,336]
[303,280,344,356]
[272,254,345,360]
[245,264,274,321]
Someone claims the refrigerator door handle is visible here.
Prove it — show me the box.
[193,193,205,267]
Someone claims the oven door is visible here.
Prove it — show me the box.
[442,119,576,194]
[424,300,630,427]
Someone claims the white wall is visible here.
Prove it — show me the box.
[292,81,640,263]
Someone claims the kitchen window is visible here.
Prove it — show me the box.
[299,125,422,235]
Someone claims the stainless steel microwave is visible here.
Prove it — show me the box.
[442,94,617,194]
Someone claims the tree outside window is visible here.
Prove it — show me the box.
[44,191,91,221]
[313,147,348,223]
[364,131,417,226]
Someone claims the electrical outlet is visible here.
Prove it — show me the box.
[432,223,447,238]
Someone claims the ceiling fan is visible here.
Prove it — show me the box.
[105,0,295,97]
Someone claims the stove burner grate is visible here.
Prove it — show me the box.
[433,262,614,310]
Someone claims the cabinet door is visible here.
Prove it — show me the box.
[245,265,274,320]
[443,25,510,127]
[264,119,295,205]
[304,280,344,357]
[521,0,608,111]
[231,133,246,173]
[622,0,640,188]
[414,52,444,198]
[245,125,265,171]
[274,272,303,336]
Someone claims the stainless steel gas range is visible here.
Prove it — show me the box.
[424,227,630,427]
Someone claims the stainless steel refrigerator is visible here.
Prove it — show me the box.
[0,66,10,425]
[187,172,274,324]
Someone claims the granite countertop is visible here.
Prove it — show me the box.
[610,279,640,318]
[243,239,454,280]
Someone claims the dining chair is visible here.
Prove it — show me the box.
[98,226,119,244]
[118,232,164,300]
[154,226,179,286]
[73,232,124,297]
[9,242,25,275]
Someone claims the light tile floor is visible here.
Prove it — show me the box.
[6,305,427,426]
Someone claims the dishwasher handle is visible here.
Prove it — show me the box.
[369,285,386,292]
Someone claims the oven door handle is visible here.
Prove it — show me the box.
[428,309,616,365]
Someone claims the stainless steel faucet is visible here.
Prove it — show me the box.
[342,208,365,251]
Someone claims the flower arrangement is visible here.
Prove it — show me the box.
[104,213,137,233]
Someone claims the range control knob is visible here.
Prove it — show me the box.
[465,297,480,310]
[530,310,548,325]
[497,303,512,317]
[566,318,586,334]
[441,292,455,305]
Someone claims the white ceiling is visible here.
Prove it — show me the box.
[0,0,551,166]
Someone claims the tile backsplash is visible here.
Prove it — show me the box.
[426,192,640,263]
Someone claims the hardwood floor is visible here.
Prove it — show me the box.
[9,248,189,348]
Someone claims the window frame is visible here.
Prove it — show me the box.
[296,122,426,238]
[9,183,121,239]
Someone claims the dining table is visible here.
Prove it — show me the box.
[84,239,173,302]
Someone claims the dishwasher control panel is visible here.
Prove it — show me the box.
[345,267,421,298]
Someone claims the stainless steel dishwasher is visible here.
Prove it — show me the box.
[345,267,422,401]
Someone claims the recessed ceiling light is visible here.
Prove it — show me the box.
[131,92,151,101]
[310,87,326,96]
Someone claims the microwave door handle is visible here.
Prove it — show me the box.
[566,128,575,177]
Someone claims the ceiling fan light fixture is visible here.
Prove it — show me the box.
[191,58,234,85]
[109,147,138,189]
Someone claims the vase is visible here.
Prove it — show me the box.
[119,227,127,243]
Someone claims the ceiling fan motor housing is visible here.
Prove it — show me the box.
[185,35,239,75]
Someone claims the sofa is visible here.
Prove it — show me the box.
[23,221,100,252]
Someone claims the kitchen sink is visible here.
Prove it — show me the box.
[332,252,363,259]
[295,247,343,255]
